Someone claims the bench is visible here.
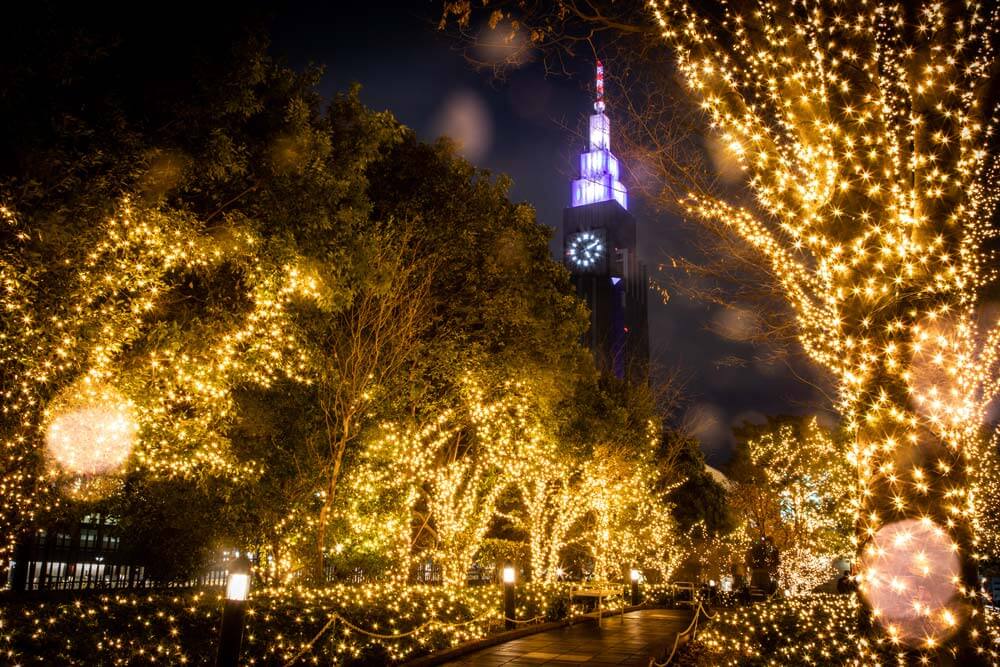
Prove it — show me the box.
[671,581,697,608]
[570,584,625,627]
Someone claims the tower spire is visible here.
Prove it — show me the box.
[594,59,605,113]
[570,59,628,210]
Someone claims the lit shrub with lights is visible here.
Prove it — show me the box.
[681,596,1000,665]
[0,582,610,665]
[0,592,222,665]
[678,594,860,666]
[243,583,505,664]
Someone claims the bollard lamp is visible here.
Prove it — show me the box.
[216,555,251,667]
[502,564,516,630]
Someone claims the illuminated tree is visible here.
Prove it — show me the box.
[729,418,853,594]
[303,222,437,582]
[0,197,318,556]
[517,465,591,581]
[508,450,620,582]
[344,413,458,583]
[644,1,1000,658]
[732,418,853,551]
[476,382,572,582]
[578,445,682,581]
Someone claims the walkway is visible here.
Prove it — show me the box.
[440,609,693,666]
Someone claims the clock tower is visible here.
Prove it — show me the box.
[563,61,649,380]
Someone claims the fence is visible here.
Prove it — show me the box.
[10,560,229,592]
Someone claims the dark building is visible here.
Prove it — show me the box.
[562,62,649,380]
[7,513,228,592]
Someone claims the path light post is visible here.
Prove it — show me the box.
[216,554,251,667]
[502,564,516,631]
[630,568,641,606]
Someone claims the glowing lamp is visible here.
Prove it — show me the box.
[502,564,517,630]
[630,569,641,582]
[217,555,251,667]
[226,573,250,602]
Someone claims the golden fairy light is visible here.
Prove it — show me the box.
[859,518,963,646]
[648,0,1000,657]
[44,381,137,476]
[744,419,853,595]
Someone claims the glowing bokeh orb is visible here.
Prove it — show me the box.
[45,384,138,476]
[860,518,963,646]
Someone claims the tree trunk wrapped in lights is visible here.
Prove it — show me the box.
[648,0,999,660]
[576,447,682,583]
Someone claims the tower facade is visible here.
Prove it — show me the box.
[563,61,649,380]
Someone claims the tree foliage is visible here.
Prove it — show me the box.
[663,430,733,537]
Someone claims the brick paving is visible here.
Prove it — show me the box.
[440,609,693,666]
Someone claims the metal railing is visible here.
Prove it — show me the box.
[10,559,229,592]
[648,599,715,666]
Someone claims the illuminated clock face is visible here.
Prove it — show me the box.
[566,231,606,271]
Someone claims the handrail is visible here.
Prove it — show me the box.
[282,609,497,666]
[647,600,715,667]
[502,613,547,625]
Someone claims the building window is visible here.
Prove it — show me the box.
[80,529,98,549]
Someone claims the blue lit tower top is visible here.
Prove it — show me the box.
[570,60,628,210]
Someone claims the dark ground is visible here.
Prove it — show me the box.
[440,609,692,665]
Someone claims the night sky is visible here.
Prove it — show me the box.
[266,1,832,464]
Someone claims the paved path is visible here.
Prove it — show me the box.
[441,609,693,666]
